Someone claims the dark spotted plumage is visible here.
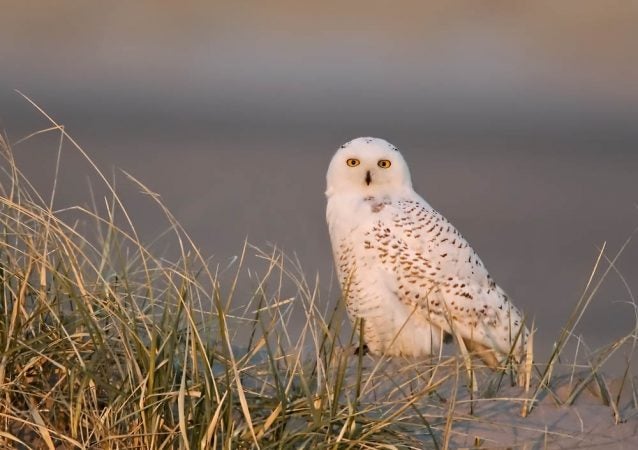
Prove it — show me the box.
[326,137,529,369]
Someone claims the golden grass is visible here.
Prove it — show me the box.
[0,98,636,448]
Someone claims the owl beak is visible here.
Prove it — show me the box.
[365,170,372,186]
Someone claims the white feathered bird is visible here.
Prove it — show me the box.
[326,137,528,369]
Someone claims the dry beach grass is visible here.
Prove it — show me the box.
[0,100,637,449]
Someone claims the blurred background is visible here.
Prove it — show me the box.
[1,1,637,364]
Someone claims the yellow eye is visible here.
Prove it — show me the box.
[346,158,360,167]
[377,159,391,168]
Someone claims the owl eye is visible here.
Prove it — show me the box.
[346,158,360,167]
[377,159,391,168]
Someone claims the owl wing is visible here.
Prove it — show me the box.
[367,197,527,361]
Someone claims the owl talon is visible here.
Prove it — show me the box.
[354,344,369,356]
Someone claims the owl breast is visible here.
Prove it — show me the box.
[328,194,444,357]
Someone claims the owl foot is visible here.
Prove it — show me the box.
[354,344,370,356]
[443,332,453,344]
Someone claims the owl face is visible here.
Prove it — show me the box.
[326,137,412,197]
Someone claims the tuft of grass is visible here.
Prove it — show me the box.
[0,97,636,448]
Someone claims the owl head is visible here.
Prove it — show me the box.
[326,137,413,197]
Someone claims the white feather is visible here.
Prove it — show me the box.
[326,137,528,366]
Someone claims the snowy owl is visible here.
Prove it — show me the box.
[326,137,528,369]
